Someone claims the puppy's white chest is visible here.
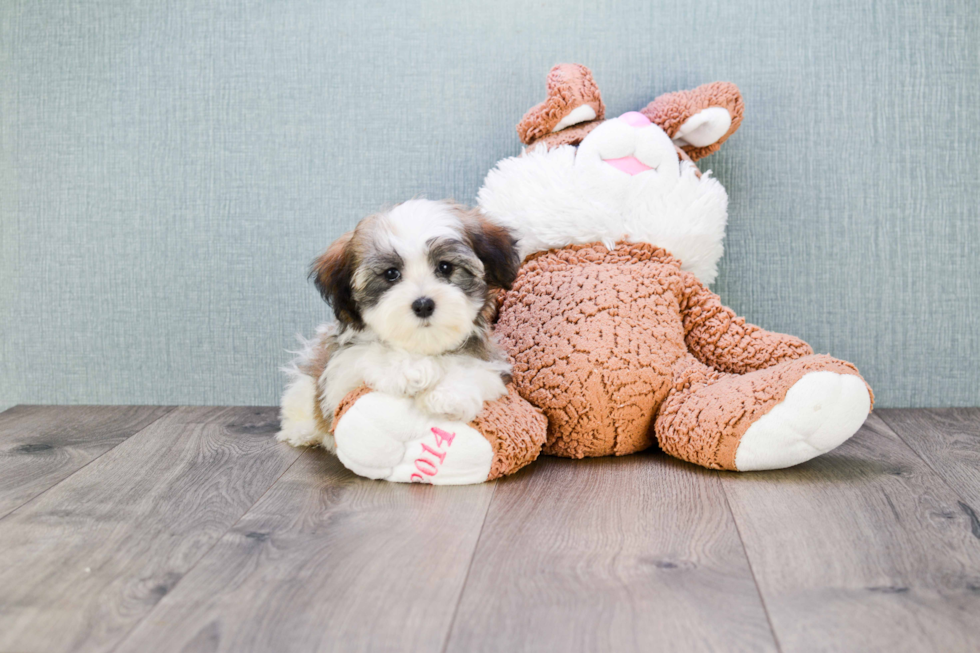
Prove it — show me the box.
[333,392,493,485]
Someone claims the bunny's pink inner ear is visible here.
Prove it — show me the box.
[641,82,744,161]
[517,64,605,146]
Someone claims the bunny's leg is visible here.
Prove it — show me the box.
[656,355,872,471]
[331,385,547,484]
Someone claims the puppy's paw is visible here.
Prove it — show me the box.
[418,385,484,423]
[363,370,407,397]
[277,374,327,448]
[400,358,442,394]
[365,357,442,397]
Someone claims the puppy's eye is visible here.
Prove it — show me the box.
[383,268,401,282]
[437,261,454,276]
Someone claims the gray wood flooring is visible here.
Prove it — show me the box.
[0,405,977,653]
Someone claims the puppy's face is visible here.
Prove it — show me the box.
[311,199,519,355]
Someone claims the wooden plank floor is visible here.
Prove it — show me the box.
[0,406,977,653]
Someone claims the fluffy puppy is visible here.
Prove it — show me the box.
[277,199,521,452]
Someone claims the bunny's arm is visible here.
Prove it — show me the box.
[676,270,812,374]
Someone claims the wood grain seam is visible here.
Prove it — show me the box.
[0,405,177,523]
[108,447,311,653]
[875,410,980,527]
[718,477,784,653]
[440,480,498,653]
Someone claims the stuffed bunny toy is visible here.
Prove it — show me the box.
[301,64,872,483]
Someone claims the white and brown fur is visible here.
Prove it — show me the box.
[277,199,521,452]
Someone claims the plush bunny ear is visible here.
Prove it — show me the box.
[517,64,605,148]
[641,82,743,161]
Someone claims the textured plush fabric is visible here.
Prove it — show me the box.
[641,82,745,161]
[517,64,605,147]
[524,121,603,153]
[334,384,547,481]
[469,384,549,480]
[334,386,373,425]
[656,355,868,470]
[494,242,871,467]
[1,0,977,410]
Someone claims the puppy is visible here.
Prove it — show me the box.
[278,199,521,452]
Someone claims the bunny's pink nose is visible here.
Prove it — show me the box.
[618,111,651,128]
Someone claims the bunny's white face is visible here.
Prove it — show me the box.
[477,109,732,285]
[575,111,681,179]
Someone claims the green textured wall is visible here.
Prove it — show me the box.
[2,0,978,409]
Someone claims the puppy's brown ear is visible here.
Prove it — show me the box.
[309,231,363,330]
[461,209,521,290]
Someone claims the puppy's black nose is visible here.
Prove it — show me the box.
[411,297,435,319]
